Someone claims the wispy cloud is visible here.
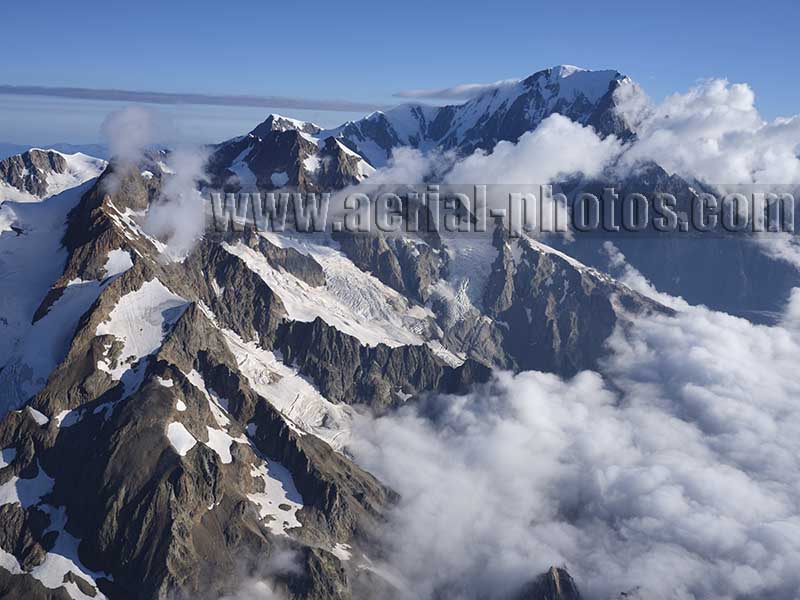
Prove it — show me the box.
[0,84,387,113]
[394,78,520,100]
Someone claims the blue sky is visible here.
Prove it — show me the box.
[2,0,799,145]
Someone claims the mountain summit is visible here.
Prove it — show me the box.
[320,65,633,166]
[206,65,635,191]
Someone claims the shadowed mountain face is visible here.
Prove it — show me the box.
[0,64,789,599]
[543,163,800,324]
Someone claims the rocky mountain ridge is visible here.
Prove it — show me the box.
[0,155,667,599]
[0,64,745,600]
[0,149,106,202]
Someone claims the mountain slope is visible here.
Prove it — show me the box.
[0,148,671,599]
[0,166,396,599]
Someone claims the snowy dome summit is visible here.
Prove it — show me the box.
[313,65,633,166]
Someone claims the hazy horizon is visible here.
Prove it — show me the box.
[0,93,366,149]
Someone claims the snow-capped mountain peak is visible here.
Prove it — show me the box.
[313,65,634,166]
[0,149,106,203]
[529,64,627,102]
[250,113,322,137]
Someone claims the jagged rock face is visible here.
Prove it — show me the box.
[180,239,289,344]
[482,233,670,375]
[0,289,390,599]
[0,149,107,202]
[330,223,668,378]
[332,234,446,305]
[0,168,395,599]
[205,66,632,179]
[276,317,491,411]
[315,137,374,189]
[251,115,323,137]
[207,116,374,192]
[0,150,68,198]
[515,567,583,600]
[32,161,166,323]
[207,127,317,190]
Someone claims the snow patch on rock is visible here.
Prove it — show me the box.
[247,458,304,536]
[95,279,188,381]
[166,422,196,456]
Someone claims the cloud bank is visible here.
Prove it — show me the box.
[615,79,800,186]
[349,254,800,600]
[336,75,800,599]
[447,114,622,184]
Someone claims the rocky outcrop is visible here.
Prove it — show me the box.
[180,240,288,344]
[333,233,445,304]
[0,294,391,599]
[315,137,374,189]
[0,149,106,202]
[276,317,490,410]
[515,567,582,600]
[483,233,670,376]
[0,150,67,197]
[207,118,372,194]
[333,234,407,296]
[246,233,325,287]
[32,159,165,321]
[0,150,68,198]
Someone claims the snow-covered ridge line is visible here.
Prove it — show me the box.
[0,149,106,203]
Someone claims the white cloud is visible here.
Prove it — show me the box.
[349,272,800,599]
[216,547,301,600]
[447,114,622,185]
[0,205,16,234]
[365,146,446,185]
[615,79,800,186]
[394,79,521,101]
[753,232,800,271]
[100,105,159,165]
[337,77,800,599]
[144,146,209,260]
